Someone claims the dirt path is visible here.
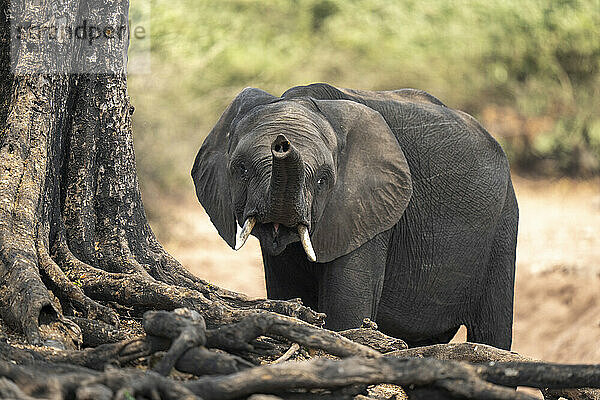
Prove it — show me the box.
[152,176,600,363]
[511,177,600,363]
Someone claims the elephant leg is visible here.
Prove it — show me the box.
[317,230,391,331]
[262,242,318,311]
[467,263,514,350]
[403,325,462,348]
[467,184,518,350]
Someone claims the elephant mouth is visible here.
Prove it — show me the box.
[235,217,317,261]
[254,222,300,256]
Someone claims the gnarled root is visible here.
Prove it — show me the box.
[37,233,119,328]
[184,356,600,400]
[389,342,600,400]
[339,323,408,353]
[2,308,600,400]
[205,311,380,358]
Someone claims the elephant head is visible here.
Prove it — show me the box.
[192,87,412,263]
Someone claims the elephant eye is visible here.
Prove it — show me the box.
[315,175,329,192]
[315,167,333,193]
[236,163,249,179]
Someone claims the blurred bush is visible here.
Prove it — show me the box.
[129,0,600,200]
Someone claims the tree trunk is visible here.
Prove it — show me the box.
[0,0,322,348]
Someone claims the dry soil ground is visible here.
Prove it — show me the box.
[148,176,600,364]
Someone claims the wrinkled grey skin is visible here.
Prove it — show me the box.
[192,83,518,350]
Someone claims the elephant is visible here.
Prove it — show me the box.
[192,83,518,350]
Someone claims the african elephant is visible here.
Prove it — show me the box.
[192,83,518,350]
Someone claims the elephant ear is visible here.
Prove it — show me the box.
[191,88,276,248]
[311,99,412,262]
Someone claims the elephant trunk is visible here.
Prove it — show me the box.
[268,134,305,226]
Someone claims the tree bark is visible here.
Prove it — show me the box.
[0,0,322,348]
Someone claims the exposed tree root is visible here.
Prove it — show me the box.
[185,356,600,400]
[389,342,600,400]
[37,233,119,328]
[144,309,207,376]
[50,226,325,330]
[0,338,148,371]
[387,342,534,362]
[204,312,380,358]
[142,251,328,325]
[68,317,129,347]
[3,308,599,400]
[339,324,408,353]
[1,350,598,400]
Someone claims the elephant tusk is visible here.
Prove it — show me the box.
[235,217,256,250]
[297,224,316,262]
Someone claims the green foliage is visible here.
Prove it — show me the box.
[129,0,600,197]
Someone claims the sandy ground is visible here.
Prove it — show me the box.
[149,176,600,364]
